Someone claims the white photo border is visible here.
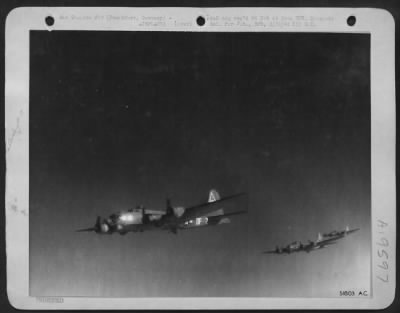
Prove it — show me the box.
[5,7,396,310]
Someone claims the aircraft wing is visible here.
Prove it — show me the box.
[346,228,360,234]
[317,241,338,248]
[322,241,338,245]
[317,236,340,245]
[262,250,278,254]
[177,192,248,223]
[207,210,247,221]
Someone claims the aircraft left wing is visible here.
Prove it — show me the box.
[320,240,338,246]
[345,228,360,235]
[262,250,278,254]
[177,192,248,224]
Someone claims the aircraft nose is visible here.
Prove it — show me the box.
[94,216,109,233]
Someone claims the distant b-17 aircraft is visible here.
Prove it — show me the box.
[263,226,359,254]
[76,189,247,235]
[320,226,360,242]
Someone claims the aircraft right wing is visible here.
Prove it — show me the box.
[316,241,338,249]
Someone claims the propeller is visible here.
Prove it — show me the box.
[141,207,150,225]
[166,198,173,216]
[76,216,102,233]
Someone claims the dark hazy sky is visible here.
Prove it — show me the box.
[29,31,371,297]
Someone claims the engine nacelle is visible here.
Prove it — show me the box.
[173,206,185,217]
[100,222,109,233]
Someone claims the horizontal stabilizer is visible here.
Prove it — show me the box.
[218,217,230,224]
[207,210,247,225]
[206,208,224,217]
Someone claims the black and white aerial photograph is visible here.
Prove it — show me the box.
[29,30,371,298]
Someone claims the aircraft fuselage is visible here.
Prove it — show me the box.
[76,189,247,235]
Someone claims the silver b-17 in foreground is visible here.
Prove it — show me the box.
[77,190,247,235]
[263,226,360,254]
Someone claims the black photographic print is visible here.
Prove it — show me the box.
[29,31,371,297]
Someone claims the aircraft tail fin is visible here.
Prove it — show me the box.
[345,225,350,232]
[208,189,221,203]
[317,232,323,242]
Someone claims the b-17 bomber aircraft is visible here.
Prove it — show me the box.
[264,241,306,254]
[76,190,247,235]
[263,226,359,255]
[264,239,340,255]
[319,226,360,243]
[263,240,334,254]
